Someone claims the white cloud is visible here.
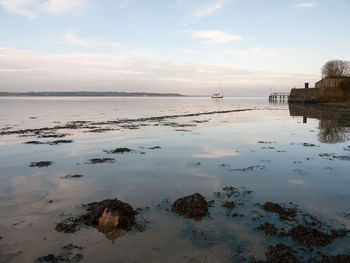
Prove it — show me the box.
[0,47,35,56]
[0,0,38,19]
[44,0,88,15]
[0,0,88,18]
[192,0,227,19]
[225,47,290,57]
[63,32,89,47]
[192,30,243,44]
[63,31,120,47]
[295,2,316,8]
[117,0,130,9]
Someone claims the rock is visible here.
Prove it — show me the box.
[171,193,208,219]
[79,199,136,230]
[265,244,298,263]
[56,199,137,234]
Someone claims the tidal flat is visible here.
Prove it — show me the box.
[1,97,350,262]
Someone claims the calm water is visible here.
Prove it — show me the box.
[0,97,350,262]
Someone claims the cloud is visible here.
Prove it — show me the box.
[63,31,120,47]
[194,147,239,158]
[44,0,88,15]
[225,47,290,57]
[295,2,316,8]
[192,0,227,19]
[0,47,319,95]
[63,32,89,47]
[0,47,35,55]
[0,0,38,19]
[0,0,88,19]
[192,30,243,44]
[117,0,130,9]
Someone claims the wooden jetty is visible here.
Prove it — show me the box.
[269,92,290,102]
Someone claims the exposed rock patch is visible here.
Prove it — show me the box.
[25,141,44,144]
[171,193,208,219]
[231,165,266,172]
[56,199,137,238]
[29,161,52,167]
[148,146,161,150]
[61,175,84,179]
[303,143,319,147]
[87,158,115,164]
[104,148,132,154]
[48,140,73,145]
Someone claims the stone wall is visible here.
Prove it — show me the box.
[289,77,350,103]
[315,77,350,89]
[289,88,322,103]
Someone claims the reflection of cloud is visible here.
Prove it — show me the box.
[194,147,239,158]
[288,179,307,185]
[192,172,217,179]
[192,172,221,190]
[295,2,316,8]
[3,172,94,214]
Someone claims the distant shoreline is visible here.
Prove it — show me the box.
[0,91,185,97]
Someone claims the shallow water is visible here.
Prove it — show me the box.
[0,97,350,262]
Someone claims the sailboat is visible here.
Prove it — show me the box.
[211,82,224,98]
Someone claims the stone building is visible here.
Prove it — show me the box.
[289,76,350,103]
[315,76,350,89]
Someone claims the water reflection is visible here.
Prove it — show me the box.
[289,103,350,144]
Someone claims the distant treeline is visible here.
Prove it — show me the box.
[0,91,184,97]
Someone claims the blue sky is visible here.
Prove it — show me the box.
[0,0,349,95]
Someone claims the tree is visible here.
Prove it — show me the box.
[321,60,350,78]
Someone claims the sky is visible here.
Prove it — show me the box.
[0,0,349,96]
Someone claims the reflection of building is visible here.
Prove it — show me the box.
[288,103,350,144]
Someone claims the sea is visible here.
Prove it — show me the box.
[0,96,350,262]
